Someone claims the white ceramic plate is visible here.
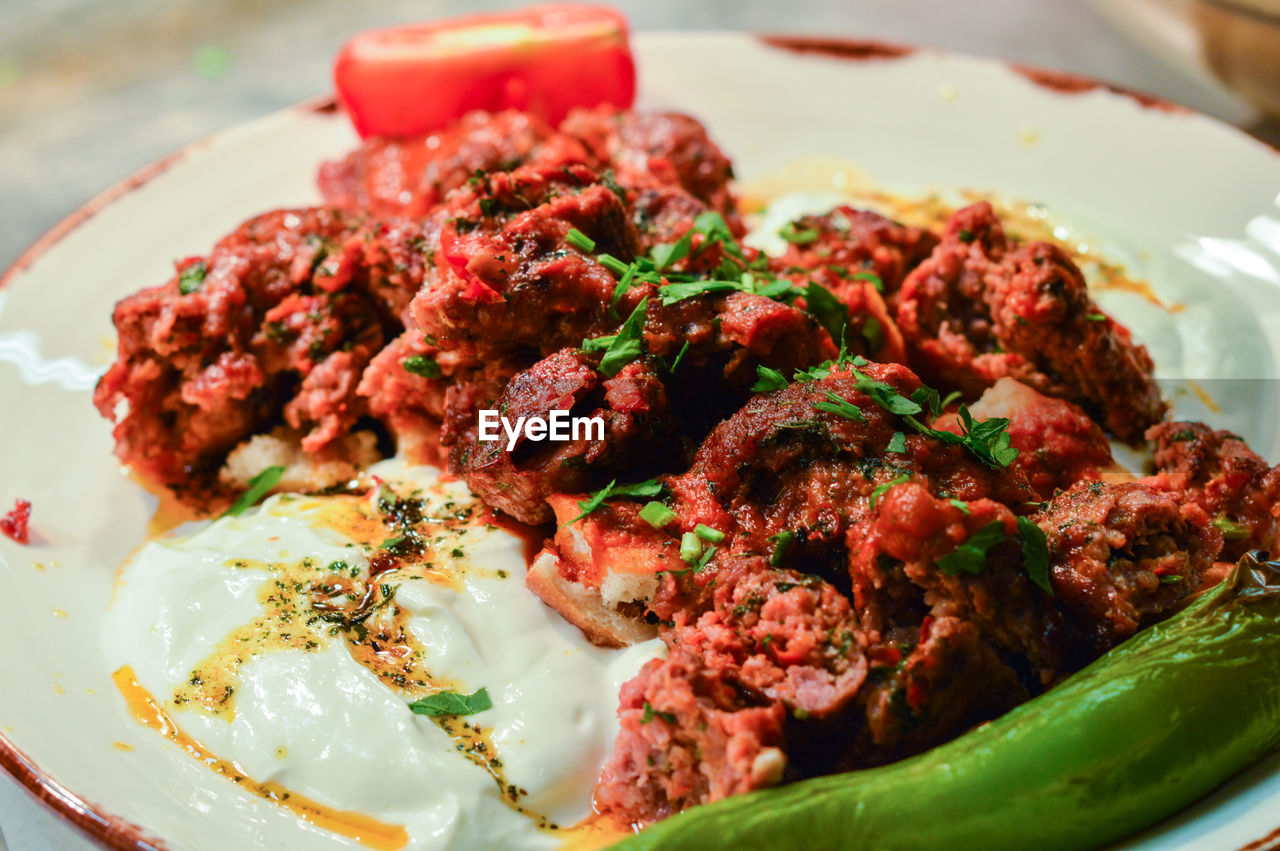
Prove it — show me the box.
[2,32,1280,851]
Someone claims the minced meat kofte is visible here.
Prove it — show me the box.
[95,106,1280,827]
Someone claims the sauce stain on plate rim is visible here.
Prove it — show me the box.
[1,35,1279,851]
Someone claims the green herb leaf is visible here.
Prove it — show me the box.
[178,260,207,295]
[753,366,789,393]
[609,264,636,316]
[670,341,690,373]
[566,228,596,253]
[1016,516,1053,594]
[693,211,743,259]
[957,406,1019,468]
[657,279,746,305]
[948,498,971,515]
[768,530,795,567]
[572,477,664,524]
[1085,313,1107,322]
[222,466,285,518]
[907,405,1018,469]
[651,229,696,270]
[779,222,819,245]
[870,475,910,510]
[853,270,884,292]
[1159,574,1183,584]
[803,281,849,344]
[861,317,884,351]
[639,501,678,529]
[910,387,944,418]
[641,701,676,724]
[814,391,867,422]
[854,373,922,416]
[402,355,443,379]
[936,521,1007,576]
[752,278,799,301]
[582,297,648,377]
[1212,514,1252,541]
[693,544,718,572]
[408,687,492,717]
[886,431,907,454]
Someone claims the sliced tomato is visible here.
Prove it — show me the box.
[334,4,636,139]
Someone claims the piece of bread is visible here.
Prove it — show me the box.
[526,549,659,648]
[219,426,381,494]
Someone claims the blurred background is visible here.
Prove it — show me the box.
[1,0,1279,846]
[2,0,1280,276]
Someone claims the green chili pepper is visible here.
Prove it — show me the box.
[616,554,1280,851]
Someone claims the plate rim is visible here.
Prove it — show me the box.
[2,34,1278,851]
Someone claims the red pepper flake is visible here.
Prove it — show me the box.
[919,615,935,643]
[868,645,902,666]
[0,499,31,545]
[906,676,929,712]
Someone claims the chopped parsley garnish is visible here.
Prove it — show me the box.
[1085,313,1107,322]
[753,365,789,393]
[1160,575,1184,584]
[814,391,867,422]
[803,280,849,343]
[691,211,743,259]
[641,702,676,724]
[565,228,597,253]
[886,431,907,454]
[408,687,492,717]
[779,222,819,245]
[694,524,726,544]
[1016,516,1053,594]
[657,279,749,304]
[937,521,1007,576]
[670,341,690,373]
[572,477,664,524]
[639,501,678,529]
[221,465,285,518]
[582,297,648,377]
[862,317,884,351]
[768,530,795,567]
[651,228,695,270]
[906,405,1018,469]
[402,355,443,379]
[853,371,923,416]
[693,545,718,572]
[1212,514,1251,541]
[957,229,975,243]
[178,260,207,295]
[948,498,971,515]
[870,475,910,510]
[853,270,884,292]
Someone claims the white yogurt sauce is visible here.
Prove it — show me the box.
[103,460,660,849]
